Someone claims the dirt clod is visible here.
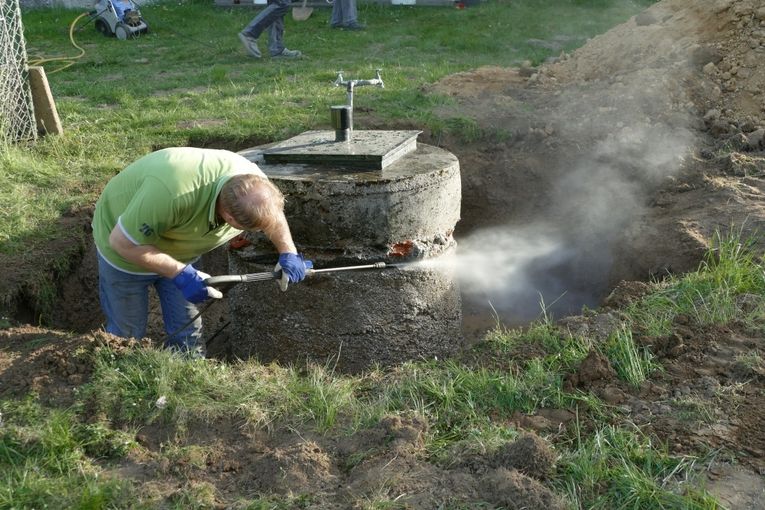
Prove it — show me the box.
[494,433,557,480]
[565,350,617,390]
[480,467,564,510]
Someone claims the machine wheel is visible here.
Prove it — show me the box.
[114,22,130,40]
[94,18,112,36]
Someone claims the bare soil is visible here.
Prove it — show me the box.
[2,0,765,507]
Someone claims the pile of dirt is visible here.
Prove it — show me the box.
[0,326,148,406]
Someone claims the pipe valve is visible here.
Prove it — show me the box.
[330,70,384,142]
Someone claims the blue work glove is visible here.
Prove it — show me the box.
[172,264,223,304]
[274,253,314,291]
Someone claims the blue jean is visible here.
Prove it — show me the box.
[241,0,290,56]
[97,251,203,353]
[330,0,358,26]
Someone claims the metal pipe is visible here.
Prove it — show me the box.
[309,261,387,274]
[205,261,393,286]
[331,104,352,142]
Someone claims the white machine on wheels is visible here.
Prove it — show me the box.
[91,0,149,40]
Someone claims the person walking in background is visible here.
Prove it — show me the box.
[330,0,365,30]
[92,147,312,356]
[239,0,302,59]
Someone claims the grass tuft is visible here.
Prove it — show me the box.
[626,228,765,336]
[0,398,134,509]
[605,325,657,388]
[558,423,718,509]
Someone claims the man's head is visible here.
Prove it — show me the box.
[218,174,285,232]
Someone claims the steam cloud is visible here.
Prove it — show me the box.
[454,75,697,326]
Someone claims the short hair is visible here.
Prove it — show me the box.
[219,174,285,232]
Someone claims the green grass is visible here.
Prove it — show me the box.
[0,398,135,509]
[2,312,723,508]
[625,228,765,336]
[82,347,299,430]
[605,325,657,387]
[558,423,719,509]
[734,350,763,372]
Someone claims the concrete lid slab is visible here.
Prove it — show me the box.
[261,130,421,170]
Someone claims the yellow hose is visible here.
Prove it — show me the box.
[27,11,89,74]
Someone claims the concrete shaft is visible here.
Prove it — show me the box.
[229,141,462,372]
[240,143,461,253]
[227,251,461,373]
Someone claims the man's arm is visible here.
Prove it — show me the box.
[263,212,298,254]
[109,226,185,278]
[259,211,312,288]
[109,225,222,303]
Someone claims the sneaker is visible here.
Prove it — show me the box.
[271,48,302,58]
[238,32,261,58]
[331,22,366,30]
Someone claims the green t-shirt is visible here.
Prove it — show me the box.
[92,147,265,274]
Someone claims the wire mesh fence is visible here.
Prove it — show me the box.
[0,0,36,144]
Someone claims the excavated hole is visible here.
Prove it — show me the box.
[36,167,705,360]
[29,111,703,356]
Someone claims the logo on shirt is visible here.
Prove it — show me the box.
[139,223,154,237]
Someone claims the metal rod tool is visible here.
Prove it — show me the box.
[205,261,392,286]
